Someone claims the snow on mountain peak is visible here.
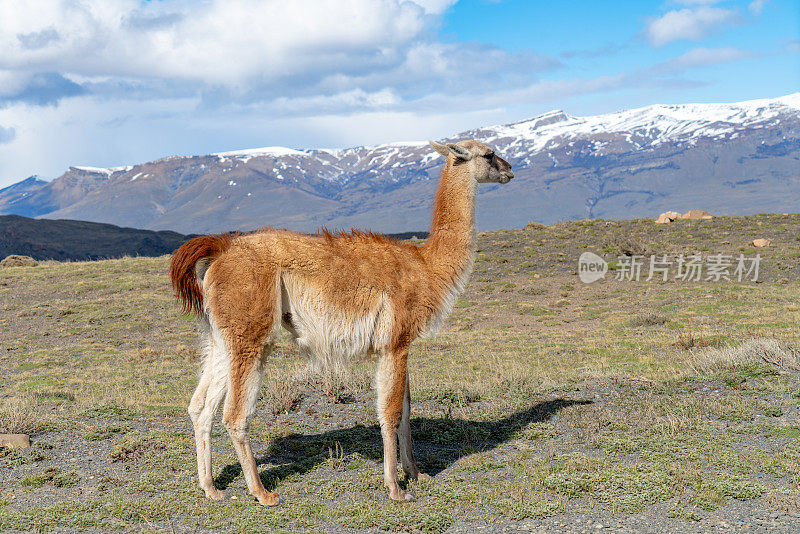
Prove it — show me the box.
[71,166,114,175]
[374,141,430,149]
[214,146,307,162]
[508,109,571,130]
[477,93,799,154]
[70,165,132,176]
[776,92,800,110]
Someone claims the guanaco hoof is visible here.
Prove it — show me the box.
[253,490,280,506]
[391,489,414,502]
[205,487,225,501]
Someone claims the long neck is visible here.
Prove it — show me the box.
[422,157,477,281]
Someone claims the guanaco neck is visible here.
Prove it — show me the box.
[422,156,477,283]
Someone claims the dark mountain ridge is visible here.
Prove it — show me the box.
[0,215,429,262]
[0,215,191,261]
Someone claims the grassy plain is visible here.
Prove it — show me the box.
[1,214,799,532]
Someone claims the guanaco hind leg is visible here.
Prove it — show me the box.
[188,331,227,500]
[221,340,278,506]
[398,378,423,480]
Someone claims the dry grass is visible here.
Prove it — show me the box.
[629,313,668,327]
[690,338,800,374]
[0,395,44,434]
[297,359,373,403]
[608,235,654,257]
[262,374,304,416]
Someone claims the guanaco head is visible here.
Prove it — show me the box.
[429,139,514,184]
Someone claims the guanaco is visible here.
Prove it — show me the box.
[170,140,513,504]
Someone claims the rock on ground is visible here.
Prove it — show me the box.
[655,211,682,223]
[0,434,31,448]
[680,209,713,220]
[655,210,712,223]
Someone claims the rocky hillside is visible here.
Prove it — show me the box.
[1,94,798,234]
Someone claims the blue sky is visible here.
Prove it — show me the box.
[442,0,798,113]
[0,0,797,188]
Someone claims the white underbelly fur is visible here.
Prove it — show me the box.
[280,273,394,365]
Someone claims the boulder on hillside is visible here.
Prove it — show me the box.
[525,221,548,230]
[753,238,771,248]
[0,255,38,267]
[680,209,713,220]
[655,211,682,224]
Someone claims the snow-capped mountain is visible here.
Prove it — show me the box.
[475,93,800,153]
[1,93,798,233]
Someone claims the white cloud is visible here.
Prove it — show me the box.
[645,6,740,47]
[0,0,432,85]
[410,0,458,14]
[268,88,402,115]
[0,125,15,144]
[0,70,31,98]
[0,0,555,108]
[654,46,756,72]
[748,0,769,15]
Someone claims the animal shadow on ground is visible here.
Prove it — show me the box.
[214,398,592,492]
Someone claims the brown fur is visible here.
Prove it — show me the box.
[174,140,513,505]
[170,233,235,316]
[384,347,408,428]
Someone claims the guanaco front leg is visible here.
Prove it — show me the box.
[376,346,413,501]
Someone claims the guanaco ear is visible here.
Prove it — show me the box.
[446,143,473,161]
[429,140,449,157]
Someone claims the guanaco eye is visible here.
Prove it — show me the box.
[483,153,494,159]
